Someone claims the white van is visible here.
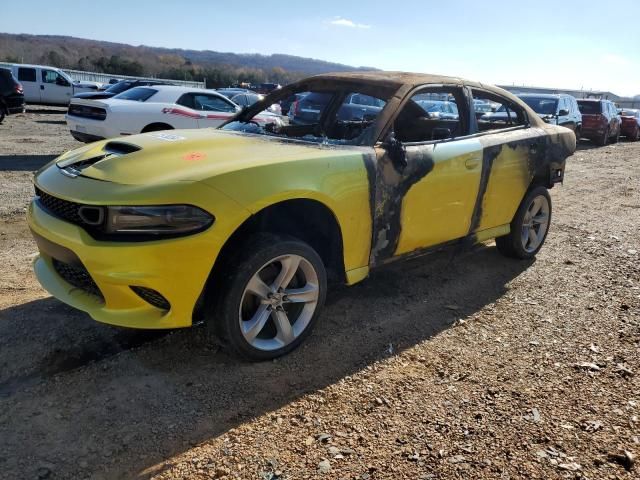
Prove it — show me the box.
[6,64,102,106]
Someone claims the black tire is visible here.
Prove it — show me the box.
[574,126,581,142]
[209,233,327,361]
[596,128,609,146]
[495,185,552,260]
[0,107,5,124]
[632,127,640,142]
[611,127,620,144]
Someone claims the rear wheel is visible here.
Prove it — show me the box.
[632,127,640,142]
[496,186,552,259]
[597,128,609,146]
[210,233,327,361]
[574,126,581,142]
[611,127,620,144]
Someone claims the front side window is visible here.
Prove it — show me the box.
[18,67,36,82]
[222,87,390,146]
[393,88,465,143]
[114,87,158,102]
[474,90,527,131]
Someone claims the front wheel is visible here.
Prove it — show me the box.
[496,186,552,259]
[211,234,327,361]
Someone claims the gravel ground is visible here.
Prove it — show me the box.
[0,110,638,480]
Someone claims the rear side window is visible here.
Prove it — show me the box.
[18,67,36,82]
[114,87,158,102]
[577,101,602,114]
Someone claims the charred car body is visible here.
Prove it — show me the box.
[28,72,575,360]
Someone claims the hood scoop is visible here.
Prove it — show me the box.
[103,141,141,155]
[57,141,142,178]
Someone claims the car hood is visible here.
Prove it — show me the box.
[52,129,355,186]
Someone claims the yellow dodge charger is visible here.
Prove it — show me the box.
[28,72,575,360]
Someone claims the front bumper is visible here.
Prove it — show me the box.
[28,199,223,329]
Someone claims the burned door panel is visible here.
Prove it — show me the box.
[368,138,483,265]
[473,128,543,232]
[397,139,483,254]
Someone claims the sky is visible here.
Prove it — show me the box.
[1,0,639,96]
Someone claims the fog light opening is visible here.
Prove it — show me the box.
[130,286,171,311]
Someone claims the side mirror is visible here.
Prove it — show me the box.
[558,109,569,116]
[382,134,407,170]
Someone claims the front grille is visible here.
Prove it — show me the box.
[68,104,107,120]
[131,286,170,310]
[36,187,84,226]
[53,258,104,300]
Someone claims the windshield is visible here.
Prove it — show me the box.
[620,109,639,117]
[114,87,158,102]
[519,96,558,115]
[221,88,390,146]
[105,81,133,94]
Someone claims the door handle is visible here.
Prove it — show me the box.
[465,158,480,170]
[40,85,44,90]
[529,143,538,154]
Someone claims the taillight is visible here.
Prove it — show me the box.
[14,83,23,94]
[292,100,300,116]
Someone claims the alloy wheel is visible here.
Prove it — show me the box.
[521,195,550,253]
[239,254,319,351]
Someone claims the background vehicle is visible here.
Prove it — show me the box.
[3,64,102,105]
[414,99,459,119]
[230,92,282,115]
[518,93,582,138]
[288,91,383,124]
[66,85,243,142]
[253,82,281,94]
[30,72,575,361]
[73,79,173,101]
[618,108,640,141]
[216,87,255,98]
[66,85,283,142]
[577,99,621,146]
[0,67,25,123]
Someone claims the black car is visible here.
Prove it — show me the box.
[289,92,384,125]
[72,79,172,101]
[0,67,25,123]
[518,93,582,137]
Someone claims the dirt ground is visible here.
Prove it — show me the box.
[0,109,638,480]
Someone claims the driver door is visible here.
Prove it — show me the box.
[41,69,72,105]
[369,86,483,265]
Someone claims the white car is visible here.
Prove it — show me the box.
[65,85,281,143]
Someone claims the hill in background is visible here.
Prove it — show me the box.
[0,33,376,87]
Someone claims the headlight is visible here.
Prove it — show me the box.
[105,205,214,237]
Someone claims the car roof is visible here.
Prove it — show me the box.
[517,93,565,99]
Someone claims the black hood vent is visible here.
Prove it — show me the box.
[103,141,141,155]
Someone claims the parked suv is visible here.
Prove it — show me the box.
[577,99,621,146]
[618,108,640,141]
[0,67,25,123]
[518,94,582,138]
